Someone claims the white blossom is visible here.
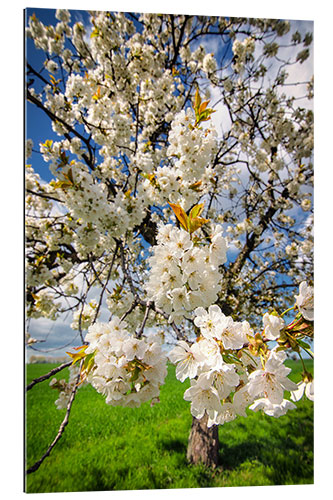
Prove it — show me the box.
[290,379,314,402]
[168,340,206,382]
[249,398,296,417]
[183,374,222,420]
[247,348,298,404]
[262,313,284,340]
[295,281,314,321]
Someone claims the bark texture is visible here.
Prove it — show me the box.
[186,413,219,467]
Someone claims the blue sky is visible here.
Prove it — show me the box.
[25,8,92,183]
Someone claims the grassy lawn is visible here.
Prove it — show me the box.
[25,359,313,493]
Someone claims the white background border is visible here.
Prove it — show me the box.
[2,1,330,499]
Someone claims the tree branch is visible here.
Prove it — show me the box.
[93,242,120,323]
[26,188,62,203]
[136,301,152,338]
[26,360,83,474]
[26,361,72,392]
[26,89,95,170]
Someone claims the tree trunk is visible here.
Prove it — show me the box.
[186,413,219,468]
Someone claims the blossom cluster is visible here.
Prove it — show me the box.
[168,280,314,426]
[83,317,168,407]
[52,260,313,431]
[232,37,256,73]
[163,109,217,211]
[145,223,227,324]
[28,289,60,320]
[169,310,297,426]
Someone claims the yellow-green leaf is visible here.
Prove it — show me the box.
[66,168,74,184]
[194,88,201,111]
[90,27,100,38]
[168,202,189,231]
[198,101,209,115]
[189,180,203,191]
[42,139,53,150]
[52,180,73,190]
[189,203,205,219]
[66,348,87,365]
[66,345,88,365]
[36,255,45,266]
[188,216,209,235]
[84,352,95,375]
[92,86,101,101]
[73,344,87,351]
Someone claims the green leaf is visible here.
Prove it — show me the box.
[187,202,209,234]
[198,108,216,122]
[84,352,96,375]
[297,339,311,350]
[129,365,141,383]
[192,89,217,127]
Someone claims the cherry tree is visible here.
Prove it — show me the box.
[25,9,313,472]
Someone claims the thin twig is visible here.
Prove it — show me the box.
[119,298,139,322]
[26,90,95,169]
[93,242,119,323]
[152,304,185,340]
[26,360,83,474]
[26,188,62,203]
[118,240,140,301]
[136,301,152,338]
[26,361,72,392]
[118,240,184,339]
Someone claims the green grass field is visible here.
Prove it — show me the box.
[25,359,313,493]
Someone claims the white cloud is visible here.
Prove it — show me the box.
[255,19,314,110]
[208,84,232,138]
[75,11,93,45]
[199,19,313,143]
[26,315,81,361]
[192,34,221,58]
